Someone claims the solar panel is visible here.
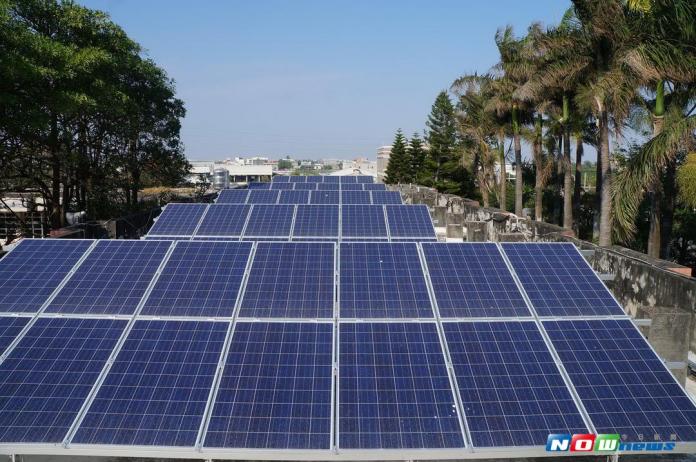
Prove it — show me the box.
[216,190,249,204]
[195,204,250,237]
[46,240,172,315]
[240,243,334,318]
[293,182,317,191]
[544,319,696,442]
[362,183,387,191]
[341,205,387,238]
[339,322,464,449]
[309,190,340,204]
[0,316,29,355]
[371,191,403,205]
[340,183,363,191]
[386,205,435,238]
[0,239,93,313]
[72,320,228,446]
[292,205,339,238]
[340,242,432,318]
[289,176,307,182]
[355,176,374,183]
[279,190,310,204]
[317,182,341,191]
[306,176,324,183]
[341,190,371,204]
[205,322,333,449]
[148,204,208,236]
[324,176,340,183]
[339,176,357,183]
[243,205,294,238]
[271,182,294,190]
[0,317,126,443]
[141,241,252,317]
[443,321,588,447]
[501,243,624,316]
[247,182,271,189]
[247,190,280,204]
[421,243,530,318]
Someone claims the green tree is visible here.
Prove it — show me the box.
[408,133,426,181]
[425,91,458,189]
[384,129,409,184]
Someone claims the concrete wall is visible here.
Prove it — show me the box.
[392,183,696,383]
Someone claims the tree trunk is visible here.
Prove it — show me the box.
[647,80,665,259]
[573,134,583,235]
[533,115,543,221]
[498,134,506,211]
[49,115,63,229]
[553,137,563,226]
[562,95,573,230]
[512,105,523,216]
[598,108,612,247]
[593,140,602,242]
[660,158,676,259]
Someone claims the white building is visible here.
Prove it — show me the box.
[376,146,392,182]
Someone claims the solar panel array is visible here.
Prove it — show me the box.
[0,198,694,458]
[217,188,398,204]
[272,175,374,183]
[146,203,436,241]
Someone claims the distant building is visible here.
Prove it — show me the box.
[376,146,392,181]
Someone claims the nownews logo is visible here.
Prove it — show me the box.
[546,434,676,452]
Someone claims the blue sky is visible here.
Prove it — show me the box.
[80,0,572,160]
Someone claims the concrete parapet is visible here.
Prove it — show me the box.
[431,206,447,227]
[446,224,464,240]
[637,306,692,384]
[498,232,527,242]
[466,221,487,242]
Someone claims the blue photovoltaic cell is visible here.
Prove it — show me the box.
[501,243,624,316]
[0,239,93,313]
[422,243,530,318]
[309,190,340,205]
[340,183,363,191]
[205,322,332,449]
[141,241,252,317]
[340,243,431,318]
[279,190,310,204]
[243,205,294,237]
[148,204,208,236]
[72,320,227,446]
[355,175,374,183]
[216,190,249,204]
[195,204,250,237]
[288,176,306,182]
[0,316,29,355]
[386,205,435,238]
[240,243,334,318]
[544,319,696,442]
[293,182,317,191]
[444,321,587,447]
[362,183,387,191]
[324,176,340,183]
[0,317,126,443]
[341,190,371,204]
[306,176,323,183]
[247,190,280,204]
[272,176,290,182]
[270,182,294,190]
[371,191,403,205]
[317,182,340,190]
[339,322,463,449]
[46,240,171,315]
[292,205,339,237]
[339,176,357,183]
[247,182,271,189]
[341,205,387,238]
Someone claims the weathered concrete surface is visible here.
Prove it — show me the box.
[498,232,527,242]
[446,223,464,239]
[432,206,448,227]
[637,306,691,383]
[466,221,488,242]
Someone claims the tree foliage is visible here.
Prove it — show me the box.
[384,129,409,184]
[0,0,189,228]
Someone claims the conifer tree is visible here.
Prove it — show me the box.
[408,133,426,182]
[384,129,409,184]
[425,91,458,186]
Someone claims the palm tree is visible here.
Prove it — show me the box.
[612,0,696,257]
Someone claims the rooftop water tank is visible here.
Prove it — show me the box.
[213,168,230,189]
